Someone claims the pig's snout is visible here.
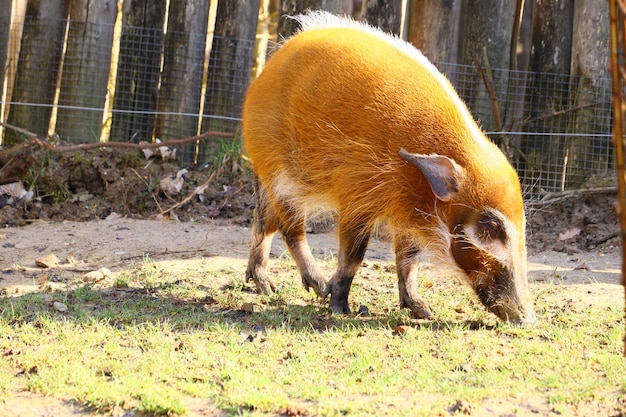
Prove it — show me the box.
[475,280,537,326]
[450,221,536,325]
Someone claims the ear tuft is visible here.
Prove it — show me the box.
[399,148,464,202]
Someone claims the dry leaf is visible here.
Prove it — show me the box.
[392,325,406,336]
[0,181,33,202]
[558,227,581,241]
[82,267,111,283]
[159,171,186,195]
[241,302,256,313]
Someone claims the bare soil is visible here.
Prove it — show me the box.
[0,147,624,416]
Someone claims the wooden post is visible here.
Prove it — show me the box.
[5,0,69,145]
[362,0,405,36]
[0,0,11,93]
[202,0,260,132]
[567,0,611,189]
[408,0,461,64]
[154,0,211,145]
[0,1,12,144]
[0,1,27,145]
[55,0,117,143]
[278,0,343,37]
[109,0,167,143]
[519,0,574,193]
[199,0,260,163]
[457,0,517,134]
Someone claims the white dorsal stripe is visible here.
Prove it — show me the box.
[290,11,489,149]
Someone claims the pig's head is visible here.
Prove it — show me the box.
[448,208,536,325]
[399,148,536,325]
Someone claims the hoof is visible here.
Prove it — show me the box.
[409,307,432,320]
[301,274,328,299]
[400,295,433,320]
[246,268,276,294]
[329,297,351,314]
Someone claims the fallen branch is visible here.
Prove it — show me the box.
[113,248,218,263]
[516,101,605,126]
[0,122,233,159]
[474,55,535,171]
[591,231,620,246]
[527,186,617,206]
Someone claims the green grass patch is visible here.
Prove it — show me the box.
[0,256,624,416]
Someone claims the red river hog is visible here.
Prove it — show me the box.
[242,11,536,325]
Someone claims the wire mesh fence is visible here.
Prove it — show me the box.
[438,63,614,196]
[0,16,253,165]
[0,17,615,196]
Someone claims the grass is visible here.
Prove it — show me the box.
[0,256,624,416]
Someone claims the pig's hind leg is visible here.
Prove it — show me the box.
[280,226,328,298]
[394,234,433,319]
[248,177,328,297]
[262,188,327,297]
[246,181,279,294]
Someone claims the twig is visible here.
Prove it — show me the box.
[130,168,163,213]
[592,231,620,246]
[476,49,503,132]
[516,101,605,126]
[475,55,537,171]
[0,122,233,159]
[207,183,246,217]
[526,186,617,206]
[160,171,217,215]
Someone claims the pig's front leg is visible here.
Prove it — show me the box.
[394,234,433,319]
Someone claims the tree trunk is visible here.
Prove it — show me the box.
[109,0,167,143]
[408,0,461,64]
[5,0,69,145]
[518,0,573,193]
[278,0,343,37]
[362,0,405,36]
[154,0,210,146]
[566,0,611,189]
[55,0,117,143]
[457,0,517,135]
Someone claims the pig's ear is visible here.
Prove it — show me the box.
[399,148,464,202]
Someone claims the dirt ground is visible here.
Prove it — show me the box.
[0,147,624,416]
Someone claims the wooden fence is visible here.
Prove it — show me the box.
[0,0,616,193]
[0,0,259,164]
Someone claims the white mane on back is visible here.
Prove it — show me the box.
[292,11,435,76]
[290,10,488,151]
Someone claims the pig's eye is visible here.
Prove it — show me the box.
[477,214,505,242]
